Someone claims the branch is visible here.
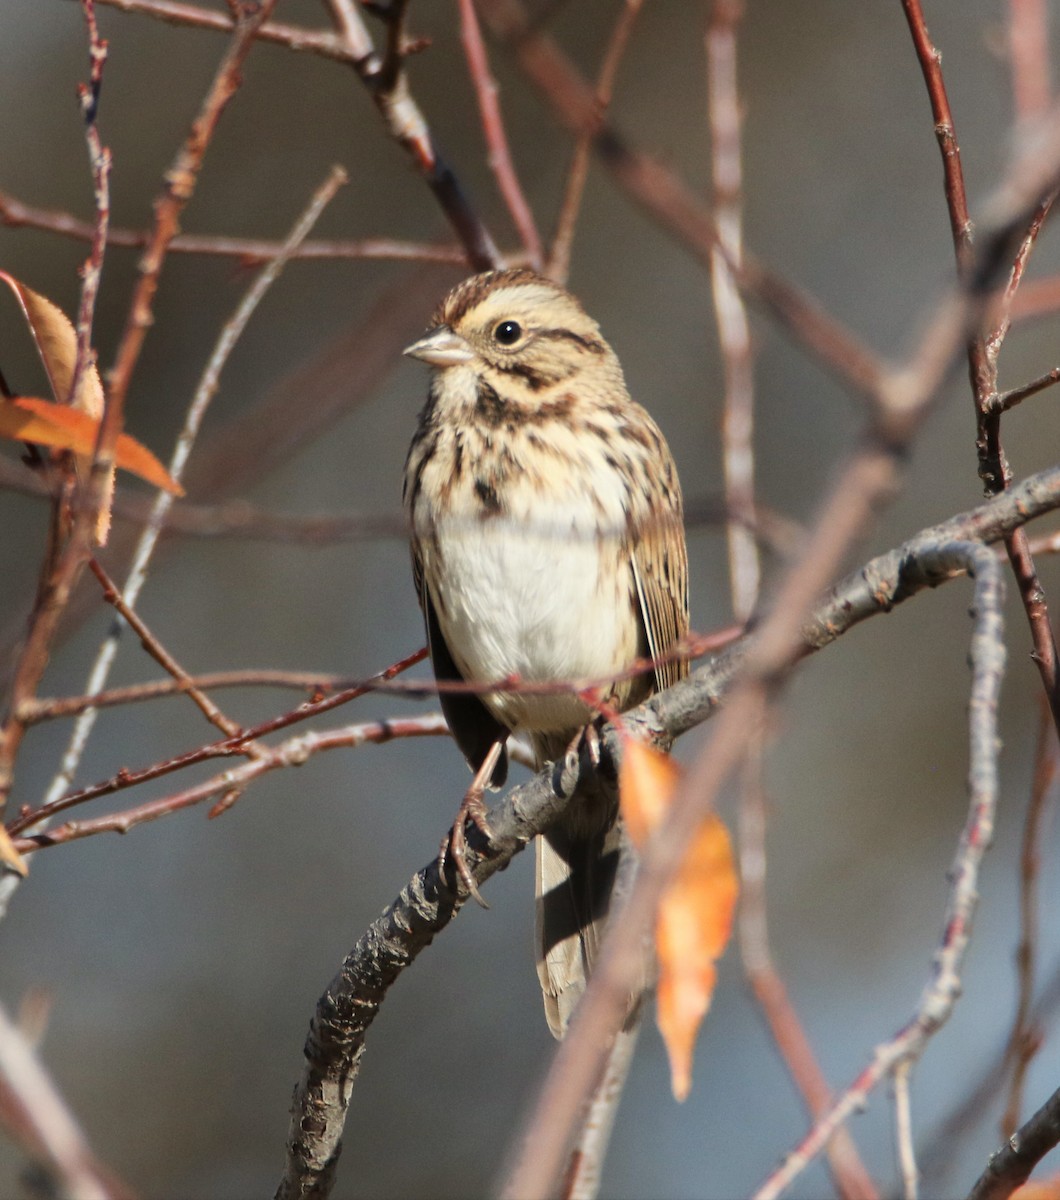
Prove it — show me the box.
[277,465,1060,1199]
[967,1085,1060,1200]
[0,188,468,263]
[754,541,1005,1199]
[0,999,133,1200]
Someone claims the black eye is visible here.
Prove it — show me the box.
[494,320,522,346]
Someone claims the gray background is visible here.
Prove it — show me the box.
[2,1,1060,1196]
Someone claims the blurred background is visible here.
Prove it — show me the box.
[2,1,1060,1196]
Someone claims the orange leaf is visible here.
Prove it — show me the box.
[0,271,103,418]
[619,738,738,1101]
[1014,1177,1060,1200]
[0,398,183,496]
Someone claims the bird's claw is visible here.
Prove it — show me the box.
[438,788,493,908]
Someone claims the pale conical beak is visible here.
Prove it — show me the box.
[403,326,475,367]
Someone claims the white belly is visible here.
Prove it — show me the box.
[431,515,633,734]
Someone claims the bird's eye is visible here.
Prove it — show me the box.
[494,320,523,346]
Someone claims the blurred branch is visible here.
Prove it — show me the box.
[1000,703,1057,1138]
[755,541,1005,1200]
[0,188,468,263]
[280,463,1060,1200]
[737,728,877,1200]
[707,0,760,625]
[1008,0,1052,122]
[894,1060,918,1200]
[458,0,542,267]
[967,1084,1060,1200]
[546,0,643,283]
[0,999,134,1200]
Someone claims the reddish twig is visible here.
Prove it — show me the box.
[901,0,1060,745]
[93,0,353,61]
[87,558,251,743]
[0,190,468,263]
[1000,702,1058,1138]
[0,4,116,808]
[30,165,348,828]
[20,670,376,724]
[458,0,542,268]
[12,715,451,855]
[998,365,1060,411]
[6,647,429,839]
[738,730,877,1200]
[546,0,643,283]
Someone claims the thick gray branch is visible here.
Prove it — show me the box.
[276,462,1060,1200]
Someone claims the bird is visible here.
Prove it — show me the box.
[403,267,689,1037]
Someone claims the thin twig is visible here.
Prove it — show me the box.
[546,0,643,283]
[753,542,1005,1200]
[458,0,542,267]
[20,669,376,724]
[998,366,1060,411]
[1000,702,1057,1137]
[27,165,346,838]
[894,1060,919,1200]
[707,0,760,624]
[901,0,1060,748]
[92,0,354,61]
[325,0,500,269]
[737,728,877,1200]
[0,2,117,809]
[13,716,451,853]
[7,647,429,839]
[87,558,254,744]
[0,190,468,263]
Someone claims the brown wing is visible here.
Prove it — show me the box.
[412,544,509,787]
[629,499,689,695]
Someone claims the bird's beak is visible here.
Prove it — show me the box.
[403,326,475,367]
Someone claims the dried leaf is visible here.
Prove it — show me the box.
[0,398,183,496]
[0,271,103,418]
[0,824,28,878]
[619,737,738,1101]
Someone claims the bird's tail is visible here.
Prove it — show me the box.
[535,813,623,1039]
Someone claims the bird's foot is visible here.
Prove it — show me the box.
[438,786,493,908]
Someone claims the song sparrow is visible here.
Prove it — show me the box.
[403,268,689,1037]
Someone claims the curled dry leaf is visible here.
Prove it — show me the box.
[619,736,738,1101]
[0,272,182,537]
